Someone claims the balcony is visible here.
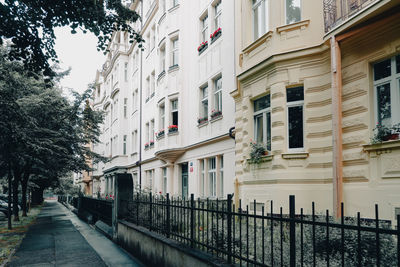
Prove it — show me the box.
[323,0,381,32]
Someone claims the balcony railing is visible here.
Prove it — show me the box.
[323,0,380,32]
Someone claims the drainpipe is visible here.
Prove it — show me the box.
[330,36,343,218]
[138,0,143,190]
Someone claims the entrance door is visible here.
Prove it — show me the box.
[181,163,188,199]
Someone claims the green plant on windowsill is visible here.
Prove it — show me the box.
[371,123,400,144]
[249,141,269,164]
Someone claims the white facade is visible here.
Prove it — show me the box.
[92,0,235,199]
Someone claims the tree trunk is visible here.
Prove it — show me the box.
[7,169,12,230]
[21,179,28,217]
[31,187,44,206]
[12,177,20,222]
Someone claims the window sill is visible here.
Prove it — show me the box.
[247,154,274,164]
[156,134,165,140]
[242,31,273,55]
[276,20,310,35]
[363,140,400,155]
[130,152,138,157]
[281,152,309,159]
[168,64,179,73]
[168,4,179,13]
[197,121,208,128]
[168,130,179,136]
[210,31,222,44]
[210,114,223,122]
[158,12,166,25]
[198,44,208,55]
[157,70,166,81]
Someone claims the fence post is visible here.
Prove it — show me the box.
[166,193,171,238]
[289,195,296,267]
[190,194,195,248]
[149,192,153,231]
[227,194,233,264]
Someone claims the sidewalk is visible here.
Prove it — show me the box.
[7,200,143,267]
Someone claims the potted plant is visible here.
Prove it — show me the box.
[156,129,165,139]
[168,125,178,133]
[149,140,154,147]
[197,116,208,125]
[249,141,268,164]
[197,41,208,54]
[210,28,222,42]
[144,142,149,149]
[210,109,222,119]
[371,123,400,143]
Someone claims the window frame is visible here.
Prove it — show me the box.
[159,103,165,129]
[373,55,400,127]
[214,1,222,30]
[253,94,272,151]
[285,0,302,25]
[252,0,269,40]
[171,38,179,66]
[208,157,216,198]
[200,85,209,118]
[286,86,305,152]
[171,99,179,126]
[201,14,209,43]
[214,77,222,112]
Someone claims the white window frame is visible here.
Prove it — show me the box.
[285,0,301,25]
[373,55,400,127]
[254,95,271,151]
[219,156,223,197]
[162,167,167,194]
[160,45,166,72]
[208,157,216,198]
[123,135,127,155]
[172,0,178,8]
[150,119,155,143]
[132,130,137,153]
[200,85,209,118]
[200,160,205,197]
[214,77,222,112]
[171,99,178,126]
[151,71,155,97]
[160,104,165,129]
[171,38,179,66]
[214,1,222,30]
[123,98,127,118]
[286,86,305,152]
[124,62,128,82]
[201,14,208,43]
[252,0,269,40]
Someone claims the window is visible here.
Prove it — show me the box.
[287,86,304,150]
[123,135,127,155]
[160,45,166,72]
[286,0,301,25]
[201,15,208,42]
[146,170,154,191]
[132,130,138,152]
[146,76,150,100]
[252,0,268,40]
[150,119,155,142]
[171,99,178,126]
[151,26,155,50]
[208,157,216,197]
[373,55,400,127]
[124,98,127,118]
[151,71,155,97]
[200,86,208,118]
[171,38,179,66]
[160,104,165,129]
[200,160,205,197]
[220,156,223,197]
[214,77,222,111]
[172,0,178,8]
[146,122,150,143]
[254,95,271,151]
[214,1,222,29]
[162,167,167,194]
[124,62,128,82]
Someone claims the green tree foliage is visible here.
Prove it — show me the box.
[0,0,143,76]
[0,47,105,222]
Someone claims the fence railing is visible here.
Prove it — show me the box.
[124,193,400,266]
[323,0,380,32]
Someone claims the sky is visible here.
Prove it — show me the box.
[54,27,106,95]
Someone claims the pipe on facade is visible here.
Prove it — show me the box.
[138,0,143,190]
[330,36,343,218]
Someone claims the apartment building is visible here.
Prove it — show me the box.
[91,0,236,200]
[232,0,400,221]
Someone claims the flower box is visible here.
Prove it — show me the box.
[197,116,208,125]
[371,123,400,143]
[156,129,165,139]
[197,41,208,55]
[210,28,222,43]
[210,109,222,120]
[144,142,149,149]
[168,125,178,133]
[149,140,154,147]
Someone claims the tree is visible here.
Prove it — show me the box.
[0,0,143,76]
[0,47,105,223]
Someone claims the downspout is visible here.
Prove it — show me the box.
[138,0,143,190]
[330,36,343,218]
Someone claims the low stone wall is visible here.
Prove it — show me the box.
[117,220,229,267]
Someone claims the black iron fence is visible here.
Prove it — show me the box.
[323,0,378,32]
[124,193,400,266]
[58,195,113,226]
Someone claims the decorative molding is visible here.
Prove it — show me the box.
[307,114,332,123]
[242,31,273,55]
[276,20,310,34]
[306,98,332,108]
[363,140,400,155]
[281,152,309,159]
[307,130,332,138]
[306,83,331,94]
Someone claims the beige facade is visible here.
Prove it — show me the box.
[233,0,400,221]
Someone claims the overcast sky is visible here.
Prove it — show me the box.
[54,27,106,95]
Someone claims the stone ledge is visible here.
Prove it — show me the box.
[363,140,400,154]
[242,31,273,55]
[276,20,310,34]
[281,152,309,159]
